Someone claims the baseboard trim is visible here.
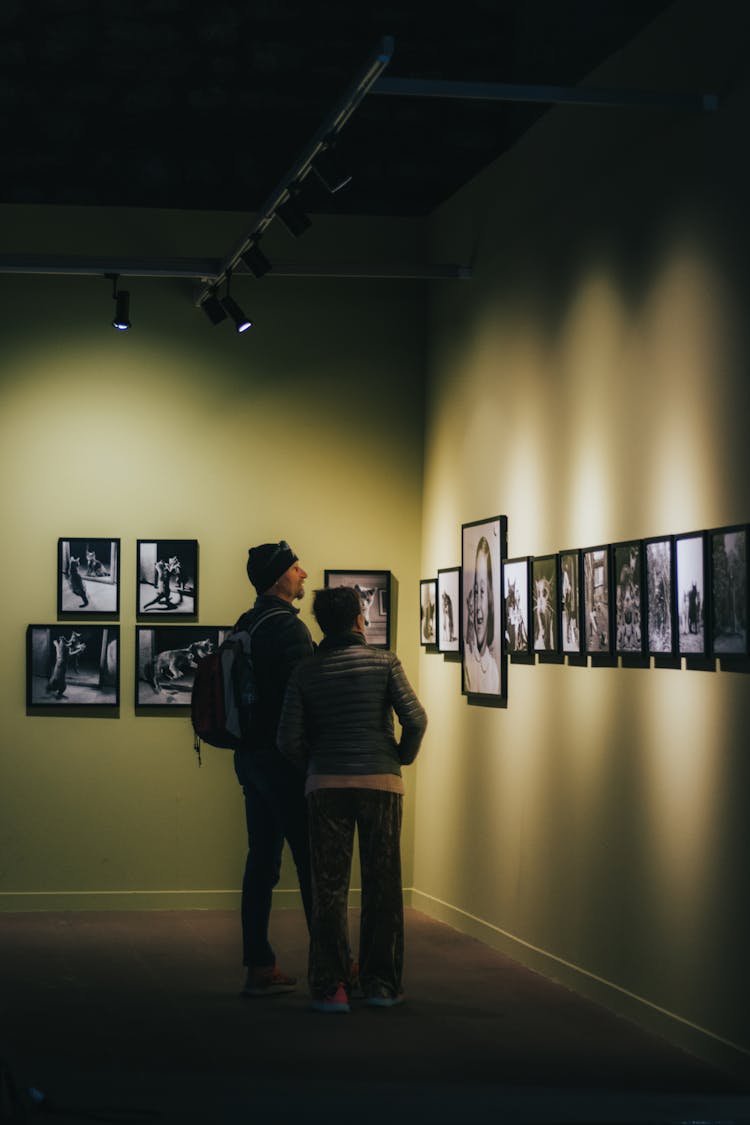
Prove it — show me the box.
[407,888,750,1080]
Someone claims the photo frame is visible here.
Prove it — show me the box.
[324,570,391,648]
[644,536,675,656]
[558,550,582,654]
[502,557,531,657]
[582,546,611,654]
[137,539,198,617]
[675,531,708,656]
[419,578,438,647]
[461,515,507,701]
[612,540,644,655]
[27,624,120,707]
[136,625,231,707]
[531,555,558,653]
[709,524,748,657]
[437,567,461,653]
[58,538,120,617]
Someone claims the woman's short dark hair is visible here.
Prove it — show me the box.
[313,585,362,636]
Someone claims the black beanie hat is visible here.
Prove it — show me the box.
[247,541,298,592]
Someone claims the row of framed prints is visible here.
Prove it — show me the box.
[57,538,199,617]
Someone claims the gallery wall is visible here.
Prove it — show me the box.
[413,0,750,1069]
[0,205,427,912]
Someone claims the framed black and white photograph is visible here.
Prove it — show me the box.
[461,515,507,700]
[437,567,461,653]
[502,557,530,656]
[675,531,708,656]
[58,538,120,616]
[419,578,437,646]
[531,555,558,653]
[324,570,391,648]
[710,524,748,657]
[582,546,611,654]
[559,550,582,654]
[136,625,231,707]
[27,624,120,707]
[612,540,644,655]
[644,536,674,655]
[137,539,198,616]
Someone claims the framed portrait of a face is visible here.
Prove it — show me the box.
[644,536,674,655]
[27,624,120,707]
[324,570,391,648]
[58,538,120,617]
[531,555,558,653]
[136,625,231,707]
[582,546,611,654]
[710,524,748,657]
[419,578,437,646]
[437,567,461,653]
[137,539,198,617]
[675,531,708,656]
[558,550,582,654]
[612,540,644,655]
[461,516,507,701]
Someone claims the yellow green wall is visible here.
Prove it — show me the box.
[413,0,750,1071]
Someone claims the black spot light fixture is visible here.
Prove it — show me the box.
[219,271,253,334]
[107,273,131,331]
[275,184,311,238]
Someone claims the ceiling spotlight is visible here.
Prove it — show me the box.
[312,138,352,194]
[240,242,272,279]
[220,294,253,334]
[276,186,311,238]
[201,292,228,325]
[106,274,131,331]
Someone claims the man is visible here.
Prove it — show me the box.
[233,540,314,997]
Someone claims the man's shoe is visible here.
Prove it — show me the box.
[241,965,297,997]
[349,960,362,997]
[311,982,350,1014]
[364,989,405,1009]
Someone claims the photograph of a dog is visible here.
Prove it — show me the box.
[58,537,120,616]
[324,570,391,648]
[136,626,230,706]
[27,625,119,707]
[137,539,198,616]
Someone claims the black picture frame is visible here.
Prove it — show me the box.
[437,567,461,653]
[558,549,582,655]
[502,557,531,657]
[531,554,558,653]
[709,524,748,658]
[675,531,708,657]
[324,570,391,649]
[27,624,120,707]
[644,536,675,656]
[419,578,438,647]
[137,539,198,617]
[461,515,508,702]
[612,540,645,655]
[582,546,612,654]
[135,625,231,707]
[58,538,120,617]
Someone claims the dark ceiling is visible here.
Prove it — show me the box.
[2,1,675,218]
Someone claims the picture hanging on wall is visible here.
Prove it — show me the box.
[502,557,530,656]
[531,555,558,653]
[27,624,120,707]
[675,531,708,656]
[461,515,507,700]
[559,550,582,654]
[135,625,231,707]
[58,538,120,617]
[437,567,461,653]
[612,540,644,655]
[582,546,611,654]
[419,578,437,646]
[324,570,391,648]
[137,539,198,617]
[710,524,748,657]
[644,536,674,655]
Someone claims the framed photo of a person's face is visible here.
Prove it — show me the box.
[58,538,120,617]
[419,578,438,646]
[582,546,611,654]
[612,540,644,655]
[437,567,461,653]
[644,536,675,655]
[27,624,120,707]
[137,539,198,617]
[531,555,558,653]
[558,550,582,654]
[136,626,231,707]
[675,532,708,656]
[502,557,530,657]
[461,515,507,701]
[710,524,748,657]
[324,570,391,648]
